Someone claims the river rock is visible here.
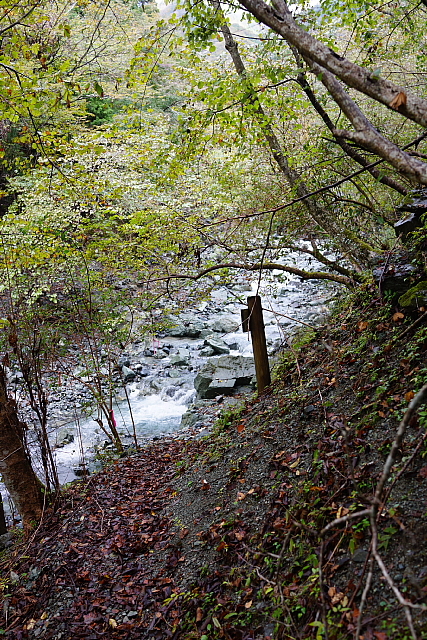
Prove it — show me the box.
[170,349,190,366]
[55,428,75,448]
[167,320,205,338]
[118,355,131,368]
[199,346,215,357]
[207,315,239,334]
[204,378,236,398]
[122,365,136,381]
[204,336,230,354]
[194,355,256,398]
[194,363,216,398]
[214,354,256,385]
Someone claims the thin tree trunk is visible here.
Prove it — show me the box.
[0,365,43,530]
[210,0,371,269]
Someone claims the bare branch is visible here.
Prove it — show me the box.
[237,0,427,128]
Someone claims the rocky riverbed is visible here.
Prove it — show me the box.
[6,260,339,505]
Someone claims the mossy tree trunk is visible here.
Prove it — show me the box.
[0,365,43,530]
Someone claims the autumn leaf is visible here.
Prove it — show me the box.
[357,320,368,332]
[390,91,407,110]
[244,600,253,609]
[237,423,245,433]
[419,466,427,478]
[336,506,349,518]
[373,632,389,640]
[405,390,415,402]
[392,312,404,322]
[201,479,210,491]
[196,607,203,622]
[109,618,118,629]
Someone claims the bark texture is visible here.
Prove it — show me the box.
[210,0,370,268]
[0,365,43,529]
[238,0,427,127]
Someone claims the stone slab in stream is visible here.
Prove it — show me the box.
[194,355,256,399]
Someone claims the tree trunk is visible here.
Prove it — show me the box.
[0,365,43,530]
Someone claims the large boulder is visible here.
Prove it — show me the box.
[167,320,206,338]
[214,354,256,386]
[204,378,236,399]
[170,349,190,366]
[204,336,230,354]
[207,315,240,334]
[122,365,136,381]
[194,363,216,398]
[398,281,427,308]
[194,355,256,399]
[55,428,75,448]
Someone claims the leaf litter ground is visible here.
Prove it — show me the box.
[2,293,427,639]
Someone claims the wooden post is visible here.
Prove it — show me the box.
[246,295,271,393]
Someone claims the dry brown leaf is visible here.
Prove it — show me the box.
[390,91,407,110]
[405,390,415,402]
[357,320,368,332]
[336,506,349,518]
[392,312,404,322]
[237,423,245,433]
[196,607,203,622]
[245,600,253,609]
[109,619,118,629]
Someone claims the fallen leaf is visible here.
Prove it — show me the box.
[357,320,368,332]
[392,312,404,322]
[237,423,245,433]
[179,528,189,539]
[237,492,246,501]
[336,506,349,518]
[212,616,221,628]
[109,618,118,629]
[289,458,300,469]
[196,607,203,622]
[405,390,415,402]
[201,479,210,491]
[378,411,386,418]
[419,466,427,478]
[245,600,253,609]
[390,91,407,110]
[373,632,389,640]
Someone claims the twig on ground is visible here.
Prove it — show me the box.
[318,540,329,640]
[355,555,374,640]
[370,510,419,640]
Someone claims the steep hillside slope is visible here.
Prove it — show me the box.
[2,287,427,640]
